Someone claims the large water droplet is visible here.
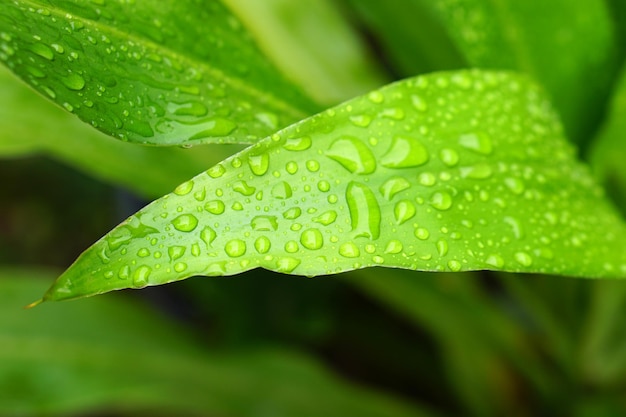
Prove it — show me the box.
[459,132,493,154]
[339,242,360,258]
[346,182,381,240]
[205,200,225,215]
[367,91,384,104]
[132,265,152,288]
[172,214,198,232]
[200,226,217,248]
[254,236,271,254]
[430,191,453,211]
[349,114,372,127]
[385,240,403,254]
[169,101,208,117]
[394,200,416,225]
[485,254,504,268]
[381,135,429,168]
[447,260,462,272]
[30,43,54,60]
[415,227,430,240]
[276,257,300,273]
[326,136,376,174]
[251,215,278,231]
[283,207,302,220]
[248,153,270,176]
[284,136,312,151]
[207,164,225,178]
[439,148,459,167]
[168,245,186,261]
[225,239,246,257]
[233,180,256,196]
[436,239,449,256]
[514,252,533,267]
[313,210,337,226]
[189,118,236,140]
[174,180,194,196]
[271,181,293,199]
[379,177,411,200]
[300,228,324,250]
[62,73,86,91]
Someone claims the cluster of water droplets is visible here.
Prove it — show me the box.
[47,70,626,299]
[0,0,311,148]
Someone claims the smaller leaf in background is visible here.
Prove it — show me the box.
[224,0,388,105]
[1,268,440,417]
[39,70,626,302]
[0,0,318,146]
[417,0,619,144]
[0,65,243,198]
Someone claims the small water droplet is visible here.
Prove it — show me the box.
[62,73,85,91]
[137,248,150,257]
[313,210,337,226]
[200,226,217,248]
[436,239,449,256]
[189,118,236,140]
[367,91,384,103]
[284,136,312,151]
[339,242,360,258]
[514,252,533,267]
[460,163,493,179]
[380,107,405,120]
[306,160,320,172]
[271,181,292,199]
[283,207,302,220]
[415,227,430,240]
[276,257,300,273]
[411,95,428,111]
[251,215,278,231]
[346,182,381,240]
[254,236,271,253]
[207,164,225,178]
[459,132,493,154]
[381,135,429,168]
[300,228,324,250]
[317,180,331,192]
[372,255,385,264]
[194,189,206,201]
[30,43,54,60]
[418,172,436,186]
[379,177,411,200]
[191,243,201,257]
[430,191,453,211]
[349,114,372,127]
[485,254,504,268]
[132,265,152,288]
[248,153,270,176]
[174,180,194,196]
[385,240,403,254]
[439,148,459,167]
[205,200,225,215]
[233,180,256,196]
[225,239,247,257]
[504,177,525,195]
[394,200,416,224]
[174,262,188,272]
[447,260,462,272]
[503,216,524,239]
[118,265,130,280]
[172,214,198,232]
[326,136,376,174]
[285,161,298,174]
[285,241,299,253]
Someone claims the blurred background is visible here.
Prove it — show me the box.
[2,0,626,416]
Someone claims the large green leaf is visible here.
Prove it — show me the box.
[1,268,438,417]
[0,66,242,198]
[36,70,626,303]
[0,0,318,146]
[418,0,618,144]
[224,0,387,105]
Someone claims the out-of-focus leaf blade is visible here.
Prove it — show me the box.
[39,70,626,302]
[0,0,318,146]
[0,65,243,198]
[1,268,440,417]
[420,0,618,143]
[224,0,387,105]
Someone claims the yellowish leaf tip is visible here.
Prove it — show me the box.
[24,299,44,309]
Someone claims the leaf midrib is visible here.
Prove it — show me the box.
[17,0,313,123]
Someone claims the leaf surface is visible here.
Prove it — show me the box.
[0,0,318,146]
[40,70,626,302]
[1,268,437,417]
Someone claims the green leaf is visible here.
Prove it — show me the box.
[224,0,387,105]
[1,268,438,417]
[0,66,243,198]
[418,0,618,144]
[0,0,318,146]
[39,70,626,302]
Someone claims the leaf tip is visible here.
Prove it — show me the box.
[24,299,44,309]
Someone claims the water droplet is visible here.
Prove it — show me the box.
[418,172,436,186]
[317,180,331,192]
[200,226,217,248]
[379,177,411,200]
[174,180,194,196]
[62,73,85,91]
[394,200,416,224]
[271,181,292,199]
[339,242,360,258]
[285,241,299,253]
[372,255,385,264]
[251,215,278,231]
[367,91,384,103]
[326,136,376,174]
[225,239,247,257]
[485,254,504,268]
[283,207,301,220]
[346,182,381,240]
[435,239,448,257]
[205,200,225,215]
[248,153,269,176]
[207,164,225,178]
[381,107,405,120]
[447,260,462,272]
[168,245,186,261]
[284,136,312,151]
[385,240,403,254]
[415,227,430,240]
[194,189,206,201]
[349,114,372,127]
[430,191,453,211]
[137,248,150,257]
[254,236,271,254]
[503,216,524,239]
[306,160,320,172]
[313,210,337,226]
[132,265,152,288]
[514,252,533,267]
[411,95,428,111]
[460,163,493,179]
[381,135,429,168]
[231,202,244,211]
[174,262,188,273]
[439,148,460,167]
[504,177,525,195]
[191,243,201,257]
[233,180,256,196]
[300,228,324,250]
[276,257,300,273]
[459,132,493,154]
[172,214,198,232]
[189,118,236,140]
[118,265,130,280]
[30,43,54,60]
